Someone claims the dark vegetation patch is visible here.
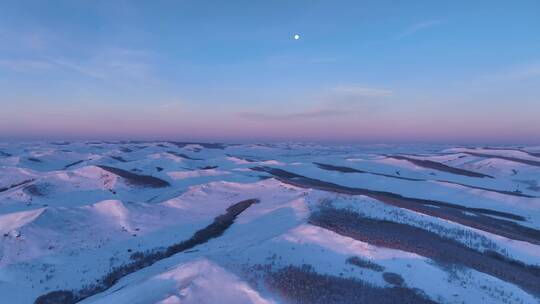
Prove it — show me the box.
[27,157,42,163]
[515,180,540,192]
[119,147,133,153]
[382,272,405,287]
[346,256,385,272]
[388,155,493,178]
[169,141,227,150]
[110,156,128,162]
[164,198,258,256]
[0,179,34,193]
[97,165,170,188]
[155,166,164,172]
[252,167,540,245]
[0,151,12,157]
[265,264,435,304]
[436,180,537,198]
[167,151,203,160]
[314,162,536,198]
[200,165,218,170]
[315,163,360,173]
[465,152,540,167]
[253,167,303,179]
[309,207,540,296]
[64,160,85,169]
[34,198,259,304]
[23,184,52,197]
[34,290,75,304]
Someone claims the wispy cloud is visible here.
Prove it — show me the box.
[237,85,392,121]
[452,61,540,89]
[362,19,445,46]
[397,19,444,39]
[237,109,350,120]
[0,28,56,52]
[0,55,155,83]
[0,59,55,72]
[480,62,540,82]
[47,55,153,81]
[329,86,392,99]
[0,28,157,83]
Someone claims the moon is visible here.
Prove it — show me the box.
[294,34,300,40]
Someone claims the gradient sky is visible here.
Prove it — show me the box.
[1,0,539,143]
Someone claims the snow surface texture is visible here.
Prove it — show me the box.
[0,142,539,304]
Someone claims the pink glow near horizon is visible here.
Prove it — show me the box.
[2,108,538,144]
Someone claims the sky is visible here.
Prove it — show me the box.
[0,0,539,144]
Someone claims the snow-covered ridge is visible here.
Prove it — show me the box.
[0,142,539,304]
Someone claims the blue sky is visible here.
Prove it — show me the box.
[0,0,539,143]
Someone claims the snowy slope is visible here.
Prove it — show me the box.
[0,141,539,304]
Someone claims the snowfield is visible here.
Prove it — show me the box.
[0,142,539,304]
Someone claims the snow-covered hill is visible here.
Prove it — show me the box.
[1,142,539,303]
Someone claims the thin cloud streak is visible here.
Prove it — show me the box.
[481,62,540,82]
[0,59,55,72]
[329,86,392,99]
[237,109,350,120]
[0,28,157,83]
[397,19,445,39]
[237,85,392,121]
